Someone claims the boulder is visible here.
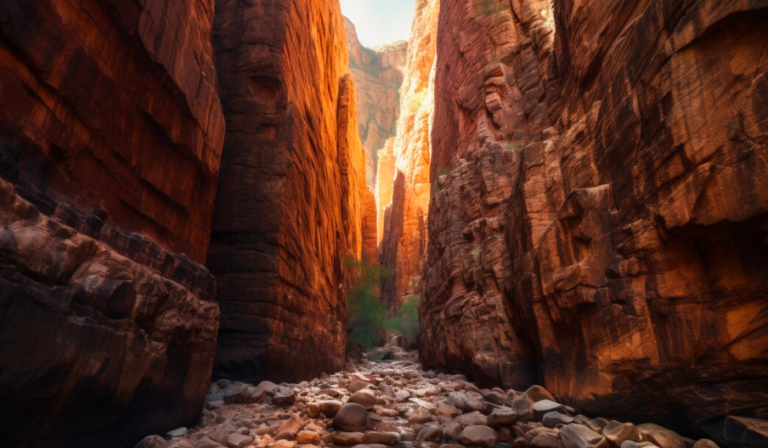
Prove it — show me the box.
[333,404,369,433]
[560,424,608,448]
[459,426,498,448]
[603,421,639,447]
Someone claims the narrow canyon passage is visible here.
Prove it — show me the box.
[0,0,766,448]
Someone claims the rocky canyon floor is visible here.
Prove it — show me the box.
[134,346,724,448]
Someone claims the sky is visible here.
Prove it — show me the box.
[340,0,416,48]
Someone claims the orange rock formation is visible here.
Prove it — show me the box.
[345,18,408,188]
[209,0,371,384]
[378,0,439,309]
[420,0,768,442]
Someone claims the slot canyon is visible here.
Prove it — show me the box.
[0,1,766,448]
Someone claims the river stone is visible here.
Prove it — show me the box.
[226,434,254,448]
[417,425,444,442]
[543,411,575,428]
[444,421,464,439]
[620,442,660,448]
[351,390,379,410]
[407,406,434,423]
[560,424,608,448]
[531,432,560,448]
[297,431,322,445]
[334,403,368,432]
[603,421,640,446]
[637,424,686,448]
[459,425,498,448]
[455,411,488,427]
[194,436,221,448]
[488,408,518,426]
[532,400,567,420]
[333,432,364,445]
[363,431,401,445]
[308,399,343,418]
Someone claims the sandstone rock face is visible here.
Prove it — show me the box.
[210,0,369,383]
[345,18,408,189]
[0,0,225,263]
[0,177,219,448]
[379,0,439,308]
[422,0,768,442]
[376,139,397,244]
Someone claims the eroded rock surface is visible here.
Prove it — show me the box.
[422,0,768,442]
[378,0,439,308]
[209,0,369,383]
[0,177,219,448]
[0,0,225,263]
[345,18,408,189]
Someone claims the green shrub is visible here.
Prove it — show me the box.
[346,258,390,349]
[386,296,420,346]
[346,260,421,350]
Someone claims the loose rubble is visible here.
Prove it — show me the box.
[135,349,721,448]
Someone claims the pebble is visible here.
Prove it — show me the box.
[129,348,705,448]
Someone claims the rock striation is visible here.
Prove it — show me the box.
[0,175,219,448]
[378,0,439,309]
[421,0,768,443]
[210,0,370,384]
[345,18,408,189]
[0,1,224,447]
[0,0,225,263]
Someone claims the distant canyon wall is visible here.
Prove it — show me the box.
[0,0,223,446]
[378,0,439,309]
[420,0,768,443]
[345,18,407,189]
[209,0,370,384]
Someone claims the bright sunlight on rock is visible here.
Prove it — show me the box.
[0,0,766,448]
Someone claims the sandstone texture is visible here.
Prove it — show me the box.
[0,177,219,448]
[0,0,225,263]
[421,0,768,442]
[345,18,408,189]
[209,0,369,383]
[379,0,439,308]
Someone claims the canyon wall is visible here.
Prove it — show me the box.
[379,0,439,309]
[0,0,223,446]
[421,0,768,443]
[210,0,369,384]
[345,19,408,189]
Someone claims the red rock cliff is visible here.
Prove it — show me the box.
[0,0,223,446]
[422,0,768,442]
[210,0,369,383]
[378,0,439,309]
[345,18,408,189]
[0,0,225,263]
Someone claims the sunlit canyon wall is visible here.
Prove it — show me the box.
[378,0,439,310]
[209,0,370,384]
[420,0,768,443]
